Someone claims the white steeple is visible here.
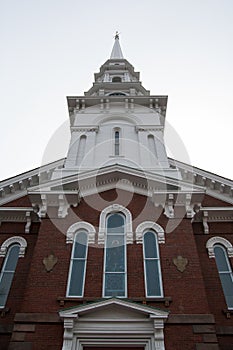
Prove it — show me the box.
[110,32,124,59]
[85,33,149,97]
[51,36,181,183]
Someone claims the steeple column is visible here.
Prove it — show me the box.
[136,130,152,169]
[155,131,170,168]
[64,131,80,168]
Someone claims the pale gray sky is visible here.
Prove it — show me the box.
[0,0,232,181]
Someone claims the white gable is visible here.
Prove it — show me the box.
[59,298,169,350]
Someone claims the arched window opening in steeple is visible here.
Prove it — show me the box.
[67,231,88,297]
[114,129,120,156]
[214,244,233,309]
[76,135,87,166]
[143,231,163,297]
[0,244,20,307]
[108,92,126,96]
[112,76,122,83]
[103,213,127,297]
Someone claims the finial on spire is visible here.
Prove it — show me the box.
[110,31,124,59]
[115,31,120,40]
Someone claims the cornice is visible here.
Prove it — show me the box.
[0,159,65,206]
[67,95,168,119]
[28,165,204,199]
[193,207,233,234]
[28,166,204,219]
[28,191,80,218]
[71,126,99,133]
[1,159,232,214]
[152,191,204,219]
[0,207,40,233]
[169,158,233,205]
[135,125,164,132]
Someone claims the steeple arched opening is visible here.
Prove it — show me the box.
[112,76,122,83]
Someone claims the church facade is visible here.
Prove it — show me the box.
[0,35,233,350]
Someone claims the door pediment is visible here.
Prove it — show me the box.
[59,297,169,320]
[59,298,168,350]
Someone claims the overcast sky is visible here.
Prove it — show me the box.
[0,0,232,181]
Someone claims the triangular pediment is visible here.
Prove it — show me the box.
[29,163,204,196]
[1,158,232,207]
[59,298,169,320]
[26,164,205,219]
[59,298,169,350]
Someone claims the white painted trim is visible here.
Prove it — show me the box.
[112,126,121,156]
[59,298,168,350]
[136,221,165,244]
[168,158,233,205]
[0,158,65,206]
[75,337,153,350]
[96,113,139,126]
[28,164,203,193]
[208,243,233,310]
[66,222,96,244]
[0,236,27,257]
[98,204,133,244]
[60,296,169,316]
[1,155,233,208]
[206,236,233,258]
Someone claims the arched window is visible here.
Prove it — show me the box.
[214,244,233,309]
[103,213,127,297]
[112,76,122,83]
[143,231,163,297]
[0,244,20,308]
[108,92,126,96]
[114,130,120,156]
[98,204,133,245]
[67,231,88,297]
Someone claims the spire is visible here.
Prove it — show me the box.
[110,31,124,59]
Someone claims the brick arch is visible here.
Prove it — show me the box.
[0,236,27,257]
[135,221,165,244]
[66,222,96,244]
[98,204,133,244]
[206,236,233,258]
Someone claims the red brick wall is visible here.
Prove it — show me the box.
[165,325,203,350]
[9,189,209,316]
[2,189,232,349]
[194,222,233,325]
[25,324,63,350]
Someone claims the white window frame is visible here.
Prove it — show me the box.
[0,236,27,308]
[66,221,96,245]
[206,236,233,258]
[66,230,88,298]
[98,204,133,245]
[112,127,121,156]
[143,230,164,298]
[206,237,233,310]
[0,236,27,258]
[103,212,127,298]
[136,221,165,244]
